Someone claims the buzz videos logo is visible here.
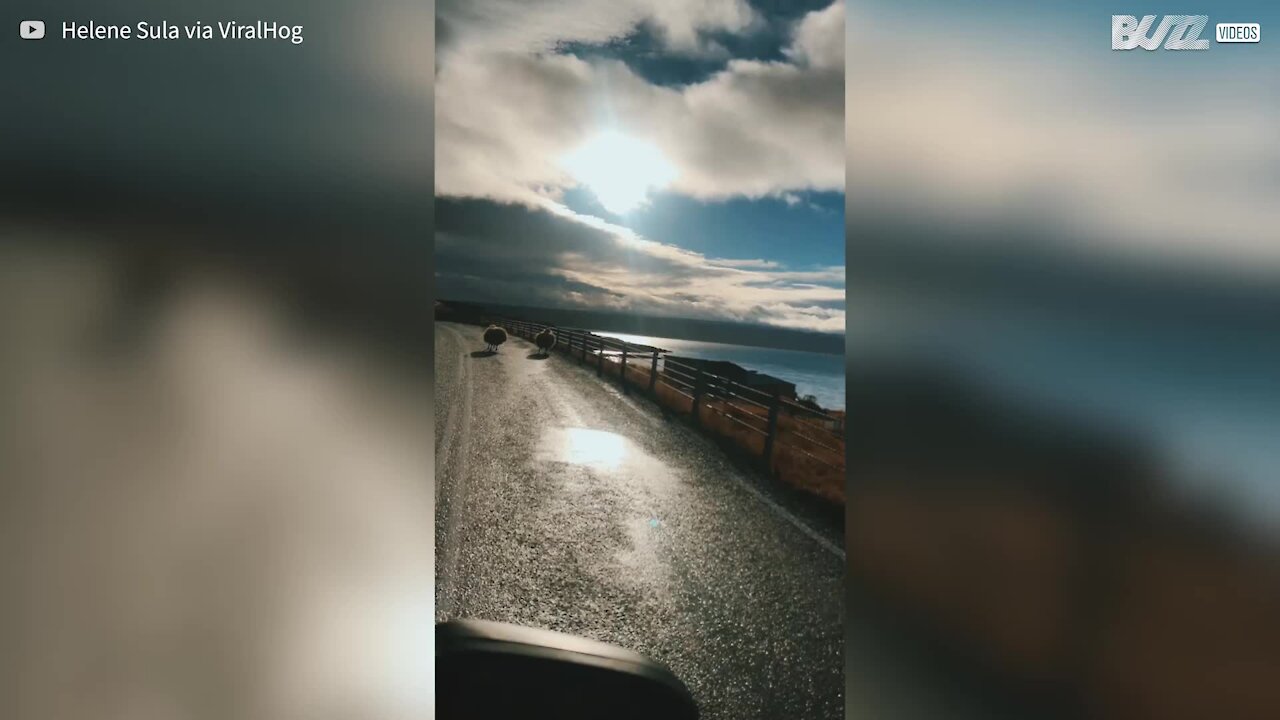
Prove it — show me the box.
[1112,15,1209,49]
[1113,15,1261,50]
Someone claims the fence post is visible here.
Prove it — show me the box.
[620,345,629,392]
[596,338,603,377]
[648,352,659,394]
[691,367,705,426]
[579,332,587,364]
[762,390,782,471]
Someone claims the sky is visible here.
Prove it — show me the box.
[435,0,846,339]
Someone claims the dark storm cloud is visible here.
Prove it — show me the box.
[436,199,708,280]
[436,198,845,332]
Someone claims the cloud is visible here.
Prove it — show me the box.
[436,199,845,333]
[712,258,782,269]
[438,0,758,57]
[435,1,845,335]
[785,0,844,70]
[436,1,844,206]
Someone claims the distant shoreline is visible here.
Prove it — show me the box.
[595,331,846,411]
[437,299,845,356]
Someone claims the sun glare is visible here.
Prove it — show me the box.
[562,131,677,214]
[558,427,629,471]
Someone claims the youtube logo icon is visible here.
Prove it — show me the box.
[20,20,45,40]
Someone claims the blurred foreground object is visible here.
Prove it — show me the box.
[847,358,1278,720]
[436,618,698,720]
[0,0,434,717]
[846,2,1278,717]
[0,235,434,720]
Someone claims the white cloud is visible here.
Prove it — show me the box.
[786,0,844,70]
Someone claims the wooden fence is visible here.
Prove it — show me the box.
[497,318,845,503]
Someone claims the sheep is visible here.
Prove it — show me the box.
[482,324,508,352]
[534,328,557,357]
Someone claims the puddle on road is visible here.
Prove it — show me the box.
[539,427,680,597]
[555,427,629,471]
[542,425,665,471]
[539,426,677,484]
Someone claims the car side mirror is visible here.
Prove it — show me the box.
[436,618,699,720]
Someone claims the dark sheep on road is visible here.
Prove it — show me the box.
[482,325,508,352]
[534,328,557,356]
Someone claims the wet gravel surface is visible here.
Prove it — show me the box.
[434,323,844,720]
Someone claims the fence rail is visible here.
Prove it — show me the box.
[492,317,845,495]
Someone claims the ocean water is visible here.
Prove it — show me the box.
[598,332,846,411]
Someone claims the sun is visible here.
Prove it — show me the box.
[561,130,677,215]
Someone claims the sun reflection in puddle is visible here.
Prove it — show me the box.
[554,427,629,471]
[540,427,679,491]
